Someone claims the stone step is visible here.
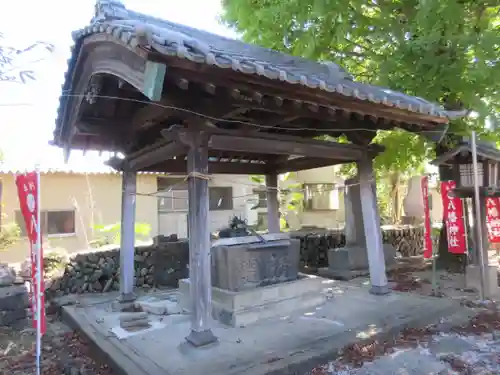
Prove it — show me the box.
[120,317,150,329]
[119,312,148,323]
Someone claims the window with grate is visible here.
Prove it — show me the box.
[15,210,76,236]
[157,177,189,212]
[252,189,268,209]
[459,163,484,187]
[209,187,233,211]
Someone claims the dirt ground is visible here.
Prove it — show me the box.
[0,313,114,375]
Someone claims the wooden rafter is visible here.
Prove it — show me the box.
[149,57,446,126]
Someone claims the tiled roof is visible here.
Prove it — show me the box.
[0,165,164,175]
[55,0,464,139]
[431,142,500,165]
[0,151,164,175]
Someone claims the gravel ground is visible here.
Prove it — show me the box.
[305,280,500,375]
[307,309,500,374]
[0,313,115,375]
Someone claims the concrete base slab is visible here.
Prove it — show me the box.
[327,244,396,271]
[180,274,326,327]
[318,262,400,281]
[465,264,500,298]
[58,283,467,375]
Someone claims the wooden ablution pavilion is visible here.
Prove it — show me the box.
[53,0,464,348]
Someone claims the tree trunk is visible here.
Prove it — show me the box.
[389,172,400,224]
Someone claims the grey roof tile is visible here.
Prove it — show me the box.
[431,142,500,165]
[55,0,465,140]
[0,164,164,175]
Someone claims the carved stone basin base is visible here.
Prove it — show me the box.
[179,274,326,327]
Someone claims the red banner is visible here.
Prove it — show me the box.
[486,197,500,243]
[15,172,46,335]
[440,181,466,254]
[421,176,433,258]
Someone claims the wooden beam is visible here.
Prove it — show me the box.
[158,159,268,174]
[126,140,186,170]
[208,133,365,161]
[274,157,342,173]
[168,78,349,128]
[163,125,377,162]
[144,158,269,174]
[131,99,174,130]
[131,94,236,131]
[168,126,372,151]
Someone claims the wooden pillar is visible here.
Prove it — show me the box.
[470,197,490,265]
[185,131,217,347]
[265,174,280,233]
[479,196,490,264]
[118,169,137,302]
[470,198,480,265]
[357,156,390,295]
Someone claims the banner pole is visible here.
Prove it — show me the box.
[431,244,437,292]
[35,166,42,375]
[471,131,487,300]
[462,198,470,288]
[428,176,437,293]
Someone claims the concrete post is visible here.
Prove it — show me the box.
[265,174,280,233]
[118,169,137,302]
[358,157,390,295]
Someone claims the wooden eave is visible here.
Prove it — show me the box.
[148,50,448,128]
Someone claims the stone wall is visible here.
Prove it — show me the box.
[0,285,28,326]
[45,240,189,298]
[292,225,424,270]
[0,264,29,326]
[43,227,424,297]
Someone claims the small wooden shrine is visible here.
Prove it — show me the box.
[53,0,463,347]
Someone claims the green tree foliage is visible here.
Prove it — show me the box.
[221,0,500,168]
[226,1,498,266]
[250,174,304,230]
[90,222,152,247]
[0,222,20,251]
[0,150,21,250]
